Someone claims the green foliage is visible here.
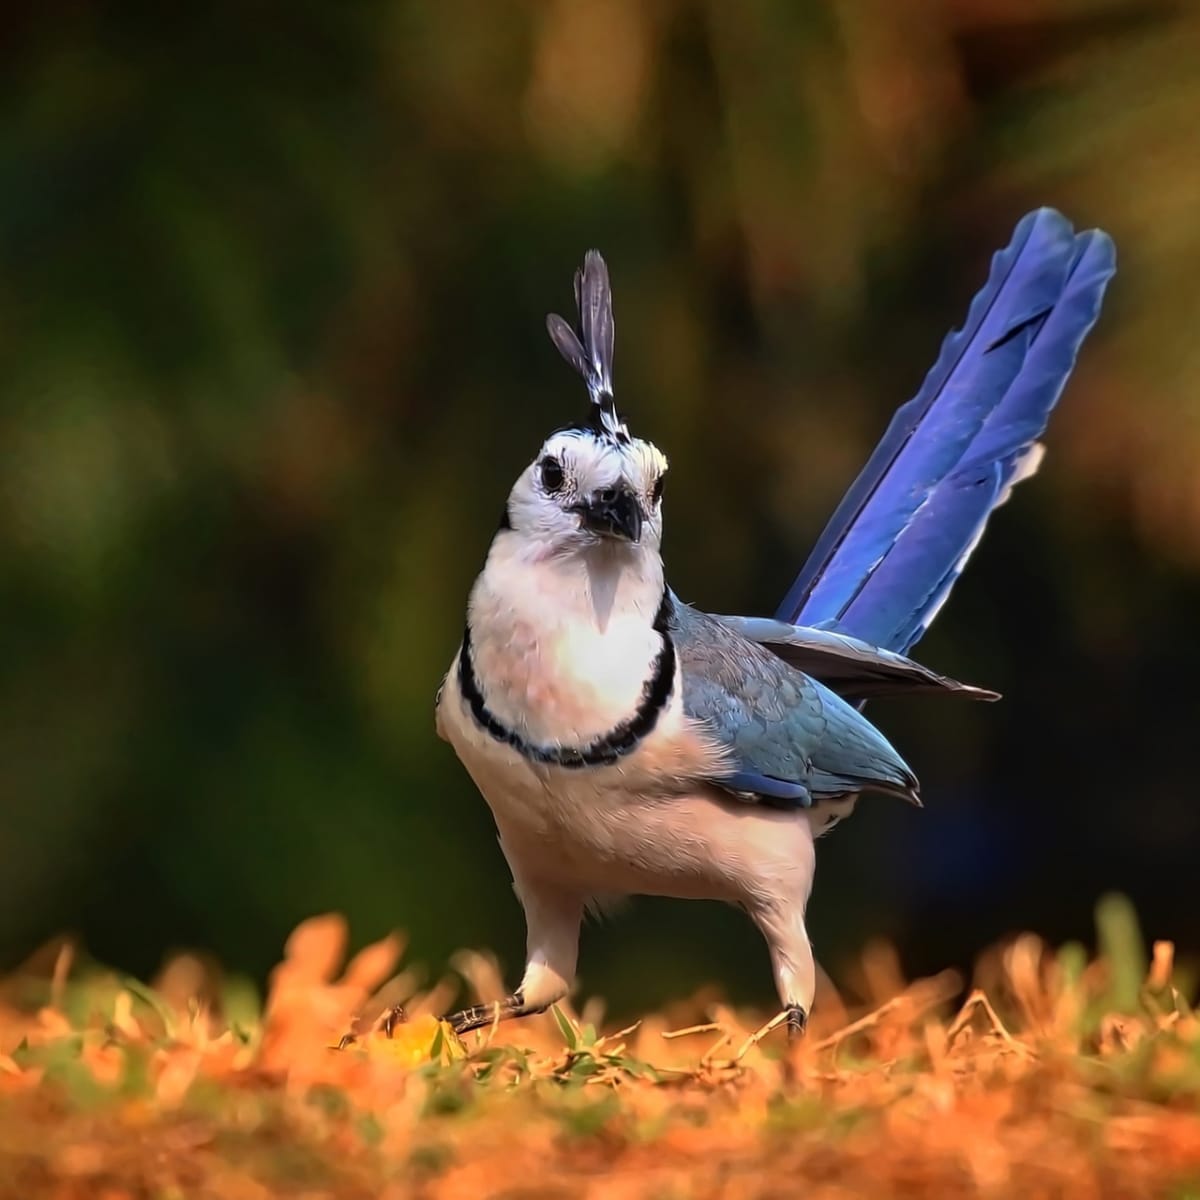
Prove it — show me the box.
[1096,892,1148,1013]
[551,1004,578,1051]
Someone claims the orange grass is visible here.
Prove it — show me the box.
[1,896,1198,1199]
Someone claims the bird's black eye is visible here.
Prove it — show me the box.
[540,456,565,493]
[651,472,666,504]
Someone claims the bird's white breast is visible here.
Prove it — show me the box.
[435,533,733,890]
[438,652,816,906]
[462,537,666,748]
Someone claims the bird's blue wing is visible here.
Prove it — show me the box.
[775,208,1116,653]
[709,614,999,701]
[670,602,919,807]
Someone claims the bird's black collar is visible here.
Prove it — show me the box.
[458,590,675,768]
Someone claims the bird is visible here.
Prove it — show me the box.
[432,209,1116,1039]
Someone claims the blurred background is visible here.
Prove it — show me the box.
[2,0,1198,1018]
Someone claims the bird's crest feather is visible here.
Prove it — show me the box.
[546,250,629,442]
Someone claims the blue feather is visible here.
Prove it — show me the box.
[774,209,1115,652]
[720,769,813,807]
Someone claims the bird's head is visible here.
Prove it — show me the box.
[504,250,668,556]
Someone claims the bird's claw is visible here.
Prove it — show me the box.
[334,1004,408,1050]
[381,1004,408,1038]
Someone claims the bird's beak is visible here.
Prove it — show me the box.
[574,486,644,544]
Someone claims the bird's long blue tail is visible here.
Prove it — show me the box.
[775,208,1116,654]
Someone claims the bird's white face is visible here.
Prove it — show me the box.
[505,425,669,558]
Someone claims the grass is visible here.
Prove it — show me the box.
[1,896,1199,1198]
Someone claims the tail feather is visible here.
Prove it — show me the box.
[775,209,1116,652]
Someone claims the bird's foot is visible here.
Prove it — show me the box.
[381,1004,408,1037]
[444,989,538,1036]
[446,1003,503,1036]
[335,1004,408,1050]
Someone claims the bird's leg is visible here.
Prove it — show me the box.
[786,1003,808,1041]
[750,897,816,1043]
[443,871,583,1037]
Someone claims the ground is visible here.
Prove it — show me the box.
[1,895,1198,1199]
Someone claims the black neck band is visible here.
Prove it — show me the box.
[458,591,675,768]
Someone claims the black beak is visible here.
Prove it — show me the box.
[574,486,644,543]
